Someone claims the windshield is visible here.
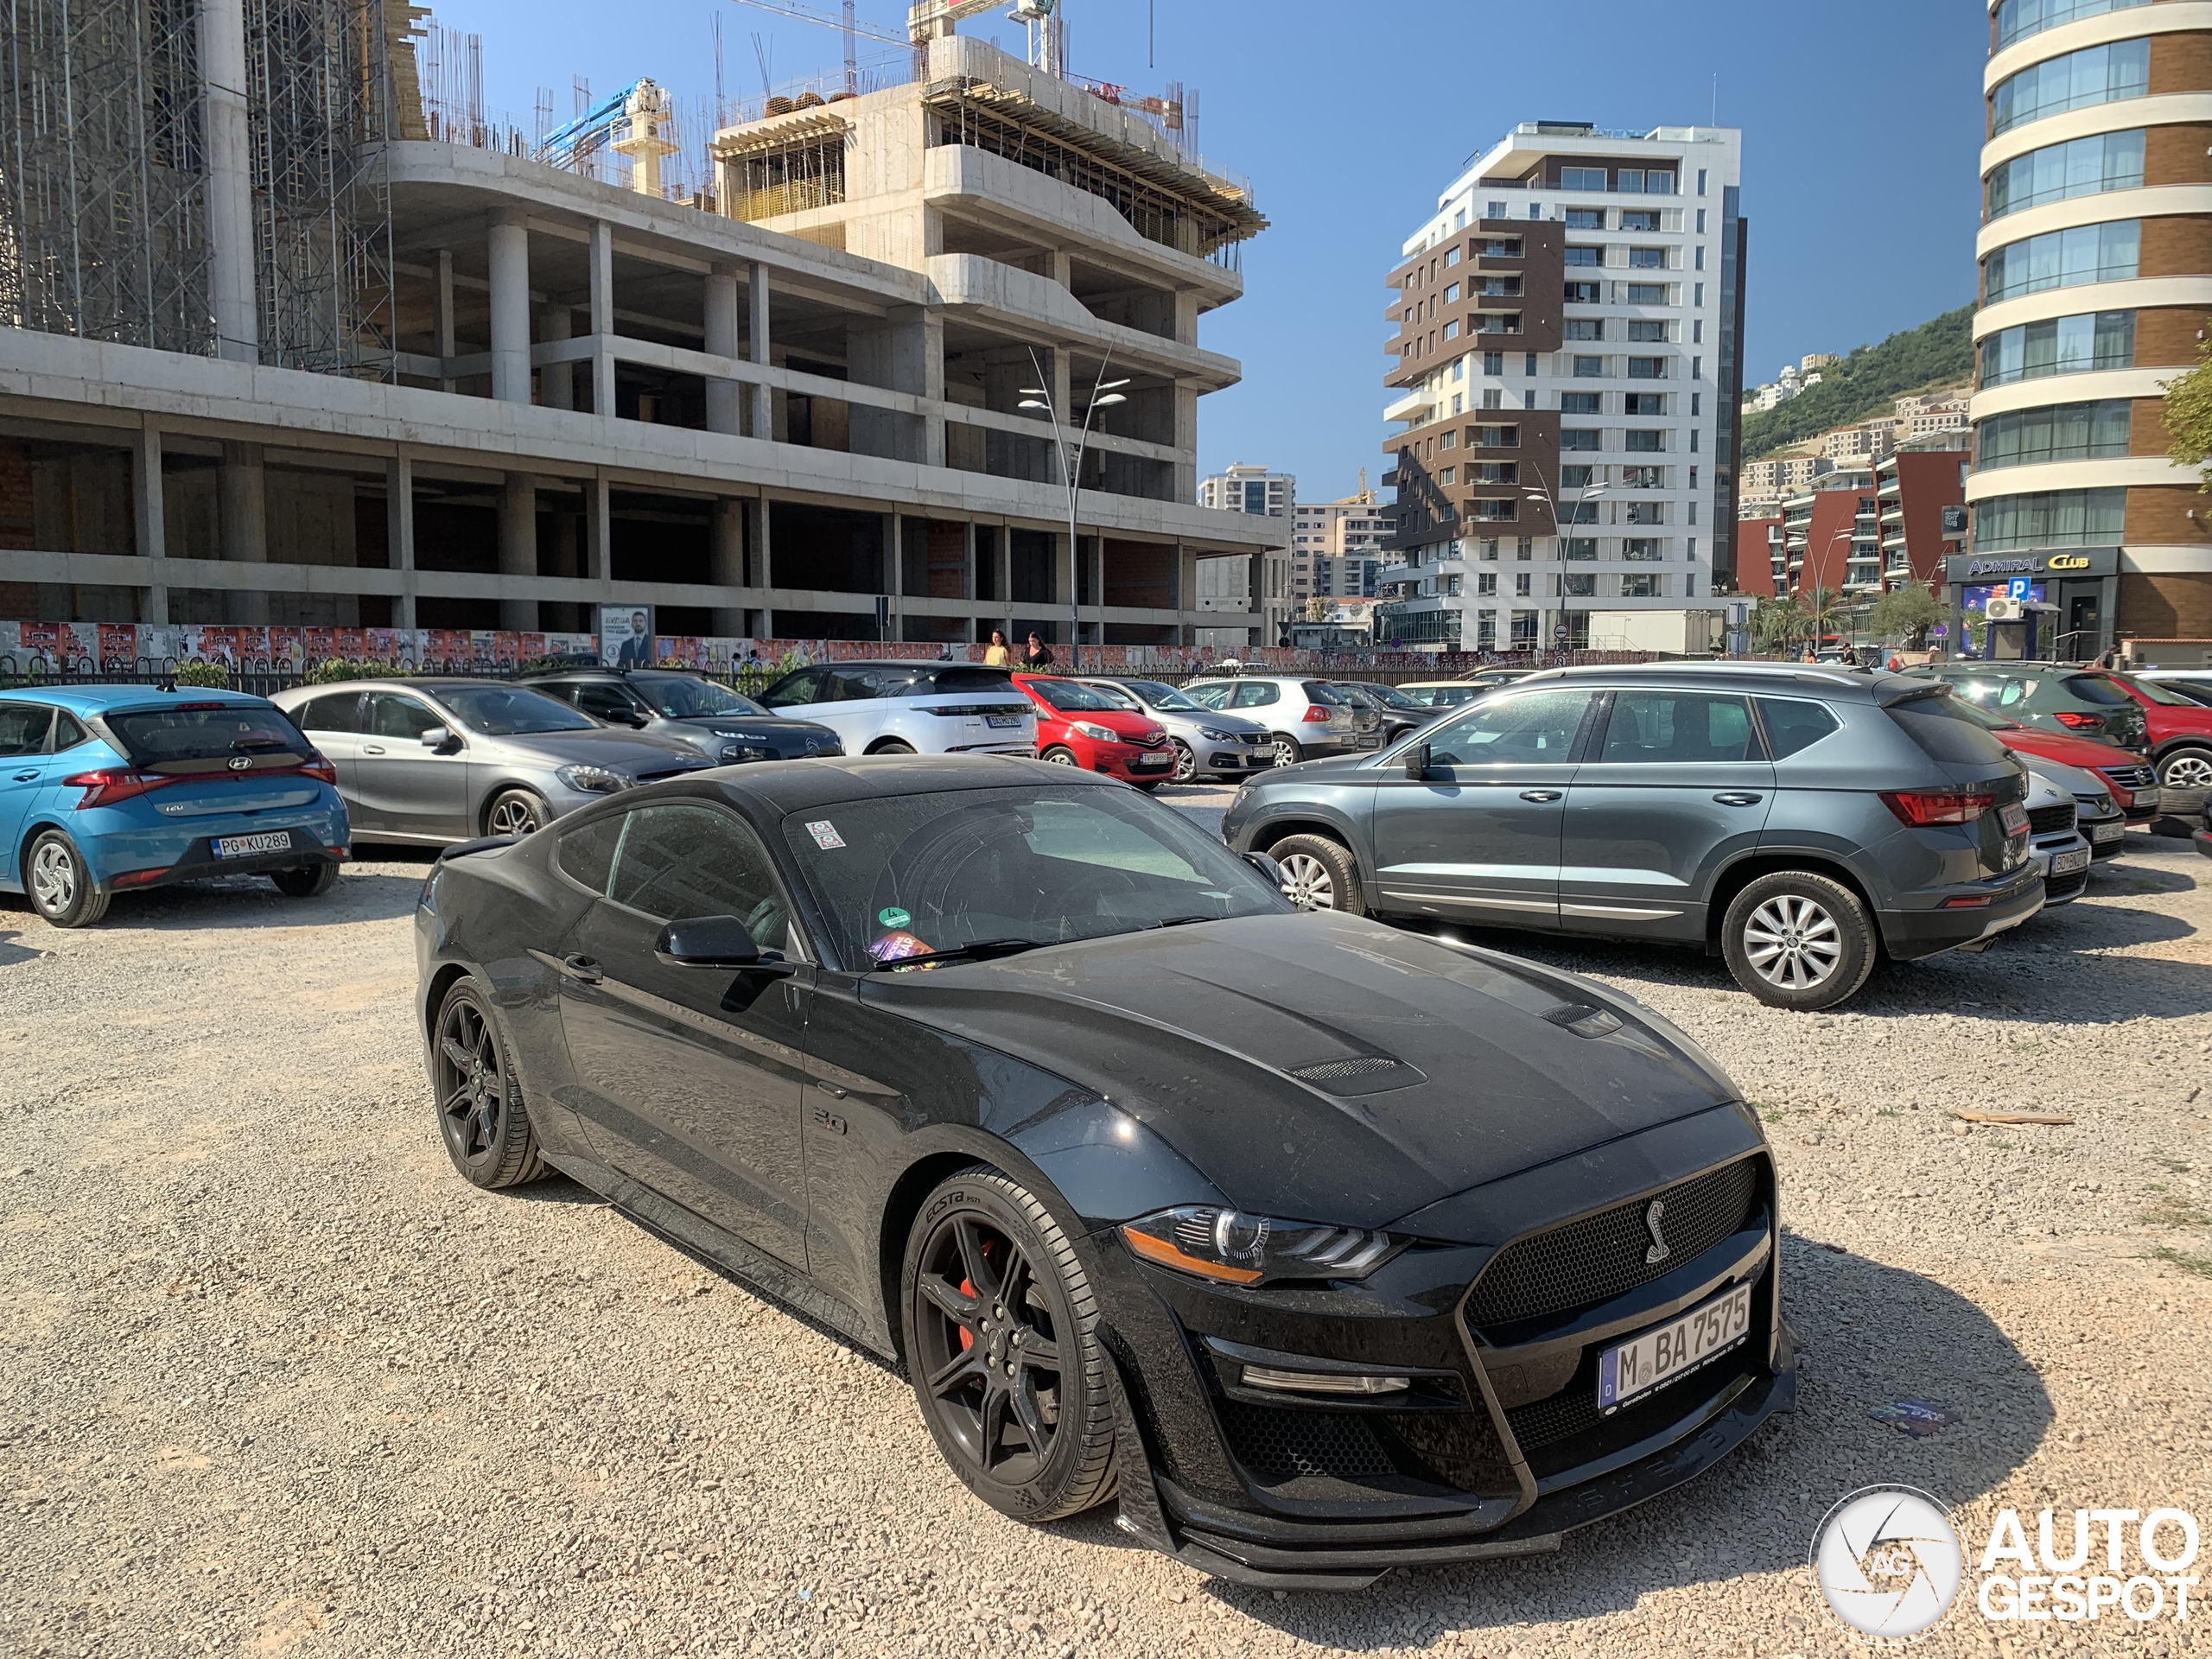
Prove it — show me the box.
[1024,677,1126,714]
[783,785,1288,970]
[1346,682,1423,710]
[635,677,768,719]
[1120,680,1204,713]
[106,702,309,766]
[435,685,597,735]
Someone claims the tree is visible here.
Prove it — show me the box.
[1869,584,1943,646]
[1796,586,1844,648]
[1304,594,1332,623]
[2164,327,2212,488]
[1750,595,1796,654]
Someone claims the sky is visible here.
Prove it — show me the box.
[426,0,1990,503]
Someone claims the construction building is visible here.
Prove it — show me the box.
[1377,119,1745,652]
[0,2,1275,646]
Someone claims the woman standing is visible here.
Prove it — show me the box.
[982,629,1013,666]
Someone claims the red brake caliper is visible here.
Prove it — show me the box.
[957,1277,976,1351]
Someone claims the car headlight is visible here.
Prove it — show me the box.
[711,729,771,741]
[1199,727,1242,743]
[719,745,771,765]
[1071,721,1120,743]
[1120,1206,1402,1286]
[556,764,628,793]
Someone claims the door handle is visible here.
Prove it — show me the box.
[362,744,386,755]
[1712,792,1764,807]
[558,954,603,983]
[10,770,37,783]
[1518,789,1564,803]
[819,1084,849,1099]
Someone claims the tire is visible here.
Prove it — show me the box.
[1269,832,1366,916]
[2157,746,2212,791]
[270,862,338,899]
[870,739,917,756]
[900,1166,1117,1524]
[1272,733,1303,768]
[430,977,547,1189]
[1720,871,1877,1011]
[1170,739,1197,783]
[23,830,110,928]
[484,789,546,839]
[1041,747,1079,767]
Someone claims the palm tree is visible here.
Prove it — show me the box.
[1796,587,1844,653]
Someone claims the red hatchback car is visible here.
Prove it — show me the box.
[1950,701,2158,822]
[1012,674,1177,789]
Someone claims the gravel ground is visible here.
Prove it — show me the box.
[3,783,2209,1659]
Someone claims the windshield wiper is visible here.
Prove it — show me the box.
[1146,915,1218,931]
[871,937,1047,972]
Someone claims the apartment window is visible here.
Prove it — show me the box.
[1693,319,1703,344]
[1561,572,1597,596]
[1565,318,1605,341]
[1560,167,1607,190]
[1623,465,1662,488]
[1477,571,1497,595]
[1516,537,1534,560]
[1560,500,1600,524]
[1472,462,1517,484]
[1979,309,2134,385]
[1476,425,1520,448]
[1982,220,2139,302]
[1561,391,1602,414]
[1694,245,1706,270]
[1470,499,1519,521]
[1573,355,1605,378]
[1626,283,1669,304]
[1989,39,2149,137]
[1987,129,2145,220]
[1451,392,1465,414]
[1689,429,1700,452]
[1565,281,1603,304]
[1477,276,1522,296]
[1515,572,1533,597]
[1694,283,1706,307]
[1443,321,1460,340]
[1621,573,1663,597]
[1627,357,1668,379]
[1696,168,1708,196]
[1626,429,1663,452]
[1482,388,1503,410]
[1478,237,1523,257]
[1446,245,1461,267]
[1475,315,1523,335]
[1478,537,1500,560]
[1694,208,1707,234]
[1625,502,1666,526]
[1453,355,1465,379]
[1439,429,1457,448]
[1483,351,1505,375]
[1561,428,1601,451]
[1486,200,1507,219]
[1691,391,1701,415]
[1627,319,1669,342]
[1455,209,1467,230]
[1628,246,1667,270]
[1529,203,1543,219]
[1565,246,1603,267]
[1974,398,2133,469]
[1567,537,1599,561]
[1438,467,1457,485]
[1566,208,1605,230]
[1444,283,1461,303]
[1524,353,1539,375]
[1621,210,1660,232]
[1972,487,2126,550]
[1623,392,1664,416]
[1561,465,1596,487]
[1623,537,1665,560]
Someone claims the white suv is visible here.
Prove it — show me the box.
[757,661,1037,756]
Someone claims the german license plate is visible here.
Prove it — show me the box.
[2091,820,2122,843]
[213,830,295,860]
[2000,802,2030,836]
[984,714,1021,729]
[2051,847,2090,875]
[1597,1282,1753,1414]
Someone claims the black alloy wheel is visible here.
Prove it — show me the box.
[431,979,546,1189]
[902,1168,1116,1522]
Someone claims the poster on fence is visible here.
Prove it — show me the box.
[600,606,654,669]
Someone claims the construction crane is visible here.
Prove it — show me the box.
[537,78,679,194]
[725,0,906,95]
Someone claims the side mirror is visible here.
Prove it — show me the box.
[616,709,651,728]
[1242,850,1286,887]
[421,727,460,753]
[1405,741,1432,781]
[654,914,763,969]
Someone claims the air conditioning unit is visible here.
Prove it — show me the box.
[1984,595,2023,622]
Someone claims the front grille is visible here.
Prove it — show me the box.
[1463,1159,1761,1329]
[2027,803,2075,835]
[1505,1382,1605,1452]
[2048,864,2090,901]
[2101,765,2156,791]
[1216,1398,1394,1481]
[635,766,703,783]
[1131,732,1166,749]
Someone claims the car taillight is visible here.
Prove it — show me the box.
[2051,711,2103,730]
[301,753,338,785]
[1301,706,1332,723]
[61,769,162,809]
[1880,788,1999,827]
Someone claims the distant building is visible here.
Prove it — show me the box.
[1875,435,1970,594]
[1779,465,1878,595]
[1741,454,1822,497]
[1732,510,1782,599]
[1200,463,1294,642]
[1291,482,1394,611]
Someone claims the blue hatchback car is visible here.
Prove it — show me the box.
[0,685,350,927]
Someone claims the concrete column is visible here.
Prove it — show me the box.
[219,442,268,626]
[133,423,168,626]
[747,261,772,440]
[199,0,257,364]
[434,251,457,392]
[710,497,746,636]
[590,221,616,416]
[539,306,575,412]
[1171,378,1199,504]
[704,266,742,436]
[488,213,532,405]
[386,454,417,631]
[995,527,1014,635]
[1173,289,1199,346]
[499,474,538,630]
[750,496,773,589]
[586,475,613,588]
[962,522,977,602]
[884,512,902,640]
[1045,251,1072,291]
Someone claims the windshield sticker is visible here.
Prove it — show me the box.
[869,930,934,968]
[878,906,912,928]
[805,820,845,849]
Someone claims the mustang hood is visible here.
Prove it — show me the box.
[861,911,1738,1229]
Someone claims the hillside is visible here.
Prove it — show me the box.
[1741,302,1976,461]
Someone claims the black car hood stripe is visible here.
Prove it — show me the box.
[861,912,1735,1228]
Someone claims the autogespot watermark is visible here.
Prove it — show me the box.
[1812,1488,2202,1641]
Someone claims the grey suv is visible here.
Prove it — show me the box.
[521,668,841,765]
[1222,664,2044,1010]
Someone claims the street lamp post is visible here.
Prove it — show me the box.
[1019,351,1127,674]
[1520,461,1605,658]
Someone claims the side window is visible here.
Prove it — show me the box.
[574,683,640,721]
[556,812,626,895]
[51,711,91,752]
[1180,683,1230,709]
[760,669,823,709]
[0,704,54,756]
[1231,683,1280,709]
[365,691,437,741]
[1756,697,1841,759]
[1599,691,1758,764]
[608,803,794,949]
[296,692,363,734]
[1426,690,1594,766]
[823,668,886,703]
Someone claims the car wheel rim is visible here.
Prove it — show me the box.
[1172,741,1195,782]
[1277,852,1336,911]
[1742,894,1842,990]
[2161,753,2212,790]
[29,842,75,912]
[1045,750,1076,766]
[489,798,539,836]
[913,1211,1063,1487]
[435,999,505,1168]
[1273,737,1297,767]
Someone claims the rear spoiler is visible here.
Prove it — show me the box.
[433,834,519,864]
[1871,677,1955,708]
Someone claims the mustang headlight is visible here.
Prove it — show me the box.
[1120,1206,1402,1286]
[1070,721,1120,743]
[556,763,628,794]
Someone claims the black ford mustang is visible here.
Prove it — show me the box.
[415,755,1794,1589]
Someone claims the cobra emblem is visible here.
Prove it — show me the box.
[1643,1198,1670,1266]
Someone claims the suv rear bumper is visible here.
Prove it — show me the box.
[1878,867,2044,961]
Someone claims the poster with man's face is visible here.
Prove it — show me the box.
[600,605,654,670]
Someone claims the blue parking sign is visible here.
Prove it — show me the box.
[2007,577,2031,600]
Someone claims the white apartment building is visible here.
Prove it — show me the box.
[1377,121,1744,652]
[1200,462,1295,641]
[1291,490,1394,605]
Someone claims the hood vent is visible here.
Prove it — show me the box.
[1286,1055,1425,1096]
[1542,1003,1624,1039]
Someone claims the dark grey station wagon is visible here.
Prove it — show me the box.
[1221,664,2044,1010]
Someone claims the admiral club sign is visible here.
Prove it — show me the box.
[1945,548,2120,582]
